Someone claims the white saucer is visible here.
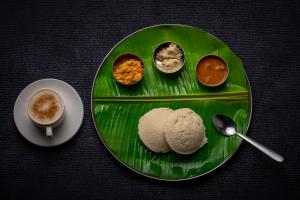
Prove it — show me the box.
[14,78,84,147]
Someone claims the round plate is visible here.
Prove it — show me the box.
[14,78,84,147]
[92,24,252,180]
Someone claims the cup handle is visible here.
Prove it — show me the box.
[46,126,53,137]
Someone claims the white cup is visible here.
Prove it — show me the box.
[27,88,65,137]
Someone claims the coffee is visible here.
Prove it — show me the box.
[28,89,64,125]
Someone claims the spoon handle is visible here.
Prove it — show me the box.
[236,133,284,162]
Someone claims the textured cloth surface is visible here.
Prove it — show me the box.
[0,0,299,199]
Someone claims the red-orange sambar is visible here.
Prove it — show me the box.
[196,55,228,87]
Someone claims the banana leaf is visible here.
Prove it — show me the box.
[92,24,251,180]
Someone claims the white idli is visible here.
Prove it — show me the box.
[163,108,207,155]
[138,108,173,153]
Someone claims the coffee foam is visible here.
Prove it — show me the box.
[28,89,64,124]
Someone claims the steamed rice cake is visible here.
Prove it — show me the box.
[163,108,207,155]
[138,108,173,153]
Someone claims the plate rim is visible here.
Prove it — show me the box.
[90,24,253,181]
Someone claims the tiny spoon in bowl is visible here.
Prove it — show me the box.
[212,115,284,162]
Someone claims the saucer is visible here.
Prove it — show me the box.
[14,78,84,147]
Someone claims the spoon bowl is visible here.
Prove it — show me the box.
[212,114,237,136]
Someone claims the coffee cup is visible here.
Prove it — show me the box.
[27,88,65,137]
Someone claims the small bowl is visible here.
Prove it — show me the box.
[153,41,185,75]
[112,53,144,86]
[195,55,229,87]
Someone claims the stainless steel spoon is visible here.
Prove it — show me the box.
[212,115,284,162]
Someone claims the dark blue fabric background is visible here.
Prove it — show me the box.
[1,0,299,199]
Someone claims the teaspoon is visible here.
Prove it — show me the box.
[212,115,284,162]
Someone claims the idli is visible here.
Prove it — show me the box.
[138,108,173,153]
[163,108,207,155]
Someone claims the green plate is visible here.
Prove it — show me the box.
[91,24,252,181]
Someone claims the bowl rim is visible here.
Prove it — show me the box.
[152,41,185,74]
[195,54,229,87]
[112,52,145,86]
